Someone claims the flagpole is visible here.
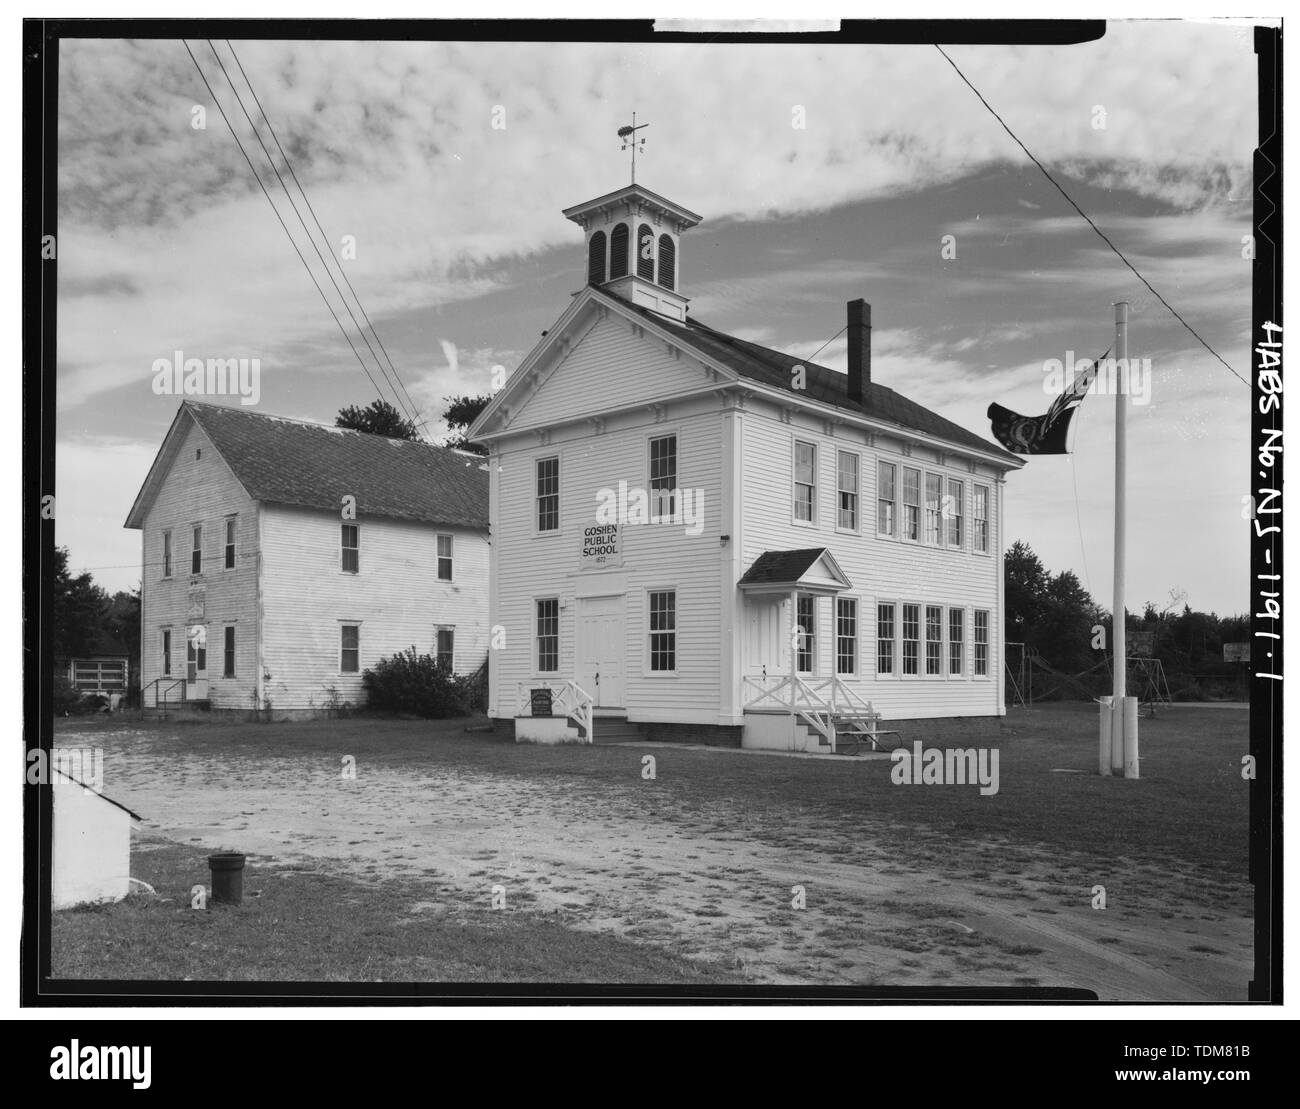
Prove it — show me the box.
[1111,300,1137,778]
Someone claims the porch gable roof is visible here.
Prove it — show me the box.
[737,547,852,594]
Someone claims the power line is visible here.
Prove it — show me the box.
[806,324,847,363]
[221,40,430,436]
[202,41,423,432]
[934,44,1248,388]
[181,41,392,412]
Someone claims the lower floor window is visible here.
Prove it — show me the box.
[537,599,559,672]
[162,629,172,677]
[436,627,455,671]
[341,625,360,673]
[901,604,920,676]
[925,606,943,675]
[649,590,676,672]
[974,610,990,676]
[223,626,236,678]
[876,604,895,675]
[836,597,857,675]
[948,609,964,675]
[796,594,815,673]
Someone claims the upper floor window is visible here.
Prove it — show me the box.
[162,530,173,578]
[650,434,677,519]
[902,467,921,541]
[657,234,676,290]
[341,523,359,573]
[794,441,816,523]
[609,223,629,279]
[637,223,655,280]
[224,517,237,570]
[877,462,896,536]
[973,484,990,553]
[946,480,964,548]
[837,450,859,531]
[924,473,943,545]
[190,524,203,575]
[436,534,453,581]
[536,456,560,533]
[587,230,606,284]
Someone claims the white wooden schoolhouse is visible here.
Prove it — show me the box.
[126,401,489,716]
[470,180,1025,751]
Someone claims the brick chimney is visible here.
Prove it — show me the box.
[847,298,871,404]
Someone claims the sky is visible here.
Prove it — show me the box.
[54,22,1258,616]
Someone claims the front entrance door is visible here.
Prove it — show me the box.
[576,595,625,710]
[186,624,208,700]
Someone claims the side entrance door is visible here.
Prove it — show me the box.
[576,594,625,710]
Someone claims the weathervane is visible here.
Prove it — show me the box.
[617,113,648,185]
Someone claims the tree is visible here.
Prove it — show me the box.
[50,547,109,659]
[336,399,419,440]
[1004,540,1049,643]
[440,394,492,455]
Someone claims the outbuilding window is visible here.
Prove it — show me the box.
[341,524,360,573]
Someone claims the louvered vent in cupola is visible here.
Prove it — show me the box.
[587,230,606,284]
[657,234,676,291]
[637,223,655,280]
[610,223,629,278]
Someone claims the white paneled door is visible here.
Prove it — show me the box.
[576,594,625,710]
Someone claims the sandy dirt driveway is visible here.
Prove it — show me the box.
[63,723,1251,999]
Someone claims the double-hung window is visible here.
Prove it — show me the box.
[341,524,360,573]
[836,597,857,674]
[794,441,816,523]
[837,451,859,531]
[536,599,559,673]
[902,468,921,541]
[650,435,677,520]
[649,591,676,672]
[436,534,453,581]
[537,457,560,533]
[877,603,895,676]
[877,462,896,536]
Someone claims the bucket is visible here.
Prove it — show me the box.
[208,852,246,905]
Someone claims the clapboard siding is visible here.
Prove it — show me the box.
[260,505,489,710]
[138,421,259,708]
[739,401,1004,720]
[489,395,726,723]
[505,314,712,432]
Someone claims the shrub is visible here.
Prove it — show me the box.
[362,647,470,718]
[53,674,97,716]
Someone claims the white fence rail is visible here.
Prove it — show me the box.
[516,680,595,744]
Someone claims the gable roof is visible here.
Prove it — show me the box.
[125,402,488,530]
[738,548,853,592]
[471,284,1021,468]
[601,289,1021,465]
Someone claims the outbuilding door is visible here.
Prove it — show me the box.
[576,594,625,710]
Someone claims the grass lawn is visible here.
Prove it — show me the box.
[50,701,1250,994]
[53,832,743,984]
